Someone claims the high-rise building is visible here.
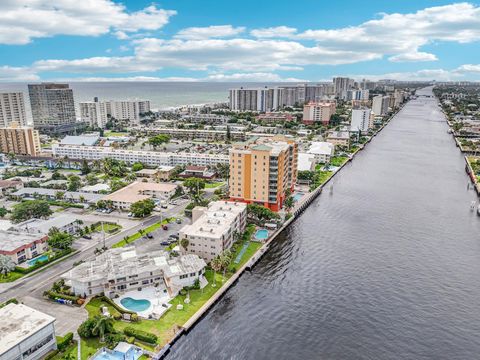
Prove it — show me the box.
[229,135,298,211]
[28,83,78,134]
[79,100,108,129]
[372,95,390,116]
[302,101,337,125]
[229,88,276,112]
[0,122,41,156]
[344,89,369,101]
[350,108,372,133]
[333,77,355,98]
[0,92,27,127]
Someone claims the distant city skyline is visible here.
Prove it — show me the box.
[1,1,480,82]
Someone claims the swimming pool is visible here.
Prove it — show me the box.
[293,192,304,202]
[120,297,151,312]
[254,229,269,241]
[27,254,49,267]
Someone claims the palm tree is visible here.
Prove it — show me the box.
[0,255,16,278]
[210,257,222,287]
[180,238,189,252]
[219,250,232,282]
[92,315,113,343]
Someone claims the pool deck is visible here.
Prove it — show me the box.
[114,287,172,318]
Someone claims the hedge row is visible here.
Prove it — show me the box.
[0,298,18,309]
[44,350,59,360]
[123,327,157,344]
[46,291,80,302]
[99,296,135,315]
[57,332,74,351]
[15,249,72,274]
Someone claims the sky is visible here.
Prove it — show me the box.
[1,0,480,82]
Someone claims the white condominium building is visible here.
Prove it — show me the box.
[51,144,229,167]
[179,201,247,262]
[229,88,277,112]
[0,303,57,360]
[62,247,207,298]
[372,95,390,116]
[0,92,27,127]
[351,108,372,132]
[79,101,108,128]
[307,141,335,163]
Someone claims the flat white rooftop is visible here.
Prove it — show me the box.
[0,303,55,356]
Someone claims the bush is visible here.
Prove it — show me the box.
[57,332,74,351]
[45,291,79,302]
[105,333,125,349]
[0,298,18,309]
[123,327,157,344]
[78,318,96,338]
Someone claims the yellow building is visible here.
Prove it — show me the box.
[229,135,298,212]
[0,122,41,156]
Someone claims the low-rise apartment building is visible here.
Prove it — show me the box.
[135,166,175,181]
[13,188,103,205]
[229,135,298,211]
[255,112,294,123]
[143,128,245,141]
[62,247,207,298]
[0,303,56,360]
[307,141,335,163]
[11,215,81,236]
[326,131,350,148]
[179,201,247,262]
[103,181,177,210]
[51,144,229,167]
[0,231,48,264]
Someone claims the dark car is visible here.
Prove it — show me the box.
[160,240,169,246]
[146,233,153,239]
[169,234,179,240]
[162,225,168,230]
[82,235,92,239]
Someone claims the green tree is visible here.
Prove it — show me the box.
[92,315,114,343]
[11,200,52,223]
[247,203,279,222]
[148,134,170,148]
[67,175,81,191]
[0,207,8,218]
[131,162,144,172]
[0,255,16,277]
[47,229,74,250]
[183,177,206,200]
[81,159,91,175]
[180,238,189,251]
[130,199,155,218]
[55,191,65,200]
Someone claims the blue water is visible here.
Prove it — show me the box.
[254,229,269,241]
[120,297,151,312]
[293,193,304,202]
[92,348,142,360]
[27,254,48,267]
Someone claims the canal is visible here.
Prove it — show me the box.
[167,87,480,359]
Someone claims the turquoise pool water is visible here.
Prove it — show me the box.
[293,193,304,202]
[27,254,49,267]
[254,229,269,241]
[120,297,151,312]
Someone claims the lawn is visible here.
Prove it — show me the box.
[0,271,24,283]
[51,337,78,360]
[93,223,122,234]
[111,219,173,248]
[205,181,225,189]
[104,131,128,137]
[81,338,101,360]
[329,156,349,167]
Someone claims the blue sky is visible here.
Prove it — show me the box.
[1,0,480,82]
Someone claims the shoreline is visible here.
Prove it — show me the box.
[155,102,407,359]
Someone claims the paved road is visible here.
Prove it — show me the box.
[0,200,190,304]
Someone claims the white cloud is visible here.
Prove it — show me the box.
[206,72,307,82]
[250,26,297,38]
[0,1,176,44]
[175,25,245,40]
[456,64,480,73]
[0,66,39,81]
[256,3,480,63]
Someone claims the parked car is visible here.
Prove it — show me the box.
[82,235,92,239]
[128,212,133,217]
[160,240,169,246]
[146,233,153,239]
[162,225,168,230]
[169,234,179,240]
[175,218,182,224]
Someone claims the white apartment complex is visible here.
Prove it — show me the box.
[372,95,390,116]
[0,92,27,127]
[0,303,56,360]
[79,99,150,127]
[229,88,276,112]
[51,144,229,167]
[62,247,207,298]
[350,108,372,132]
[142,128,245,141]
[307,141,335,163]
[179,201,247,262]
